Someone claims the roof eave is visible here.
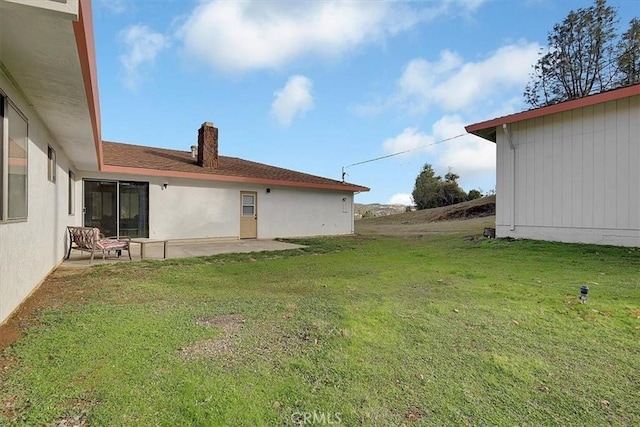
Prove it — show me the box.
[100,164,370,193]
[0,0,102,170]
[0,0,79,20]
[465,83,640,142]
[73,0,102,169]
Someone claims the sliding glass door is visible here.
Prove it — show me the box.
[83,180,149,237]
[84,180,117,236]
[119,181,149,238]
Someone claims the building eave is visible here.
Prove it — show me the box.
[0,0,79,20]
[465,83,640,142]
[73,0,102,169]
[0,0,101,170]
[99,165,370,193]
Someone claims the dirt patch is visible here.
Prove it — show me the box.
[180,339,233,360]
[180,315,245,360]
[1,395,18,420]
[0,268,91,358]
[51,396,100,427]
[359,196,495,226]
[52,409,89,427]
[430,201,495,222]
[404,408,425,422]
[196,314,244,332]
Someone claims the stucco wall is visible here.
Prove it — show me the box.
[257,186,353,238]
[0,74,81,325]
[496,95,640,247]
[76,172,355,240]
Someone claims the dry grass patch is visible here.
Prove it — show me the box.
[180,314,245,360]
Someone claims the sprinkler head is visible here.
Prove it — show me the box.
[579,285,589,303]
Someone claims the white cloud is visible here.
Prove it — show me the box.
[431,115,495,177]
[119,25,168,89]
[358,41,540,115]
[388,193,413,205]
[270,75,314,127]
[382,115,495,188]
[99,0,128,14]
[177,0,488,73]
[382,127,436,156]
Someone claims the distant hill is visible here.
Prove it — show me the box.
[354,203,410,219]
[357,195,496,224]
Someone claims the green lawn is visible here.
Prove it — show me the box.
[1,232,639,426]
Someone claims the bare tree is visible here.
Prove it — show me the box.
[616,18,640,86]
[524,0,619,108]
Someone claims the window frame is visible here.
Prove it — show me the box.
[68,169,75,215]
[0,91,29,222]
[241,194,255,216]
[47,145,56,183]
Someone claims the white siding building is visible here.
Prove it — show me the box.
[466,84,640,247]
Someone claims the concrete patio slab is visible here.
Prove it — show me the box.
[60,239,305,268]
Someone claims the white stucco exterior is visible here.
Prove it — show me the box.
[76,172,355,240]
[0,73,82,324]
[495,95,640,247]
[257,186,354,238]
[0,0,364,327]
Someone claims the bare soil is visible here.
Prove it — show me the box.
[180,315,245,360]
[355,196,495,236]
[0,267,91,362]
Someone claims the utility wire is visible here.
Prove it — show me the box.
[342,44,637,180]
[341,133,466,181]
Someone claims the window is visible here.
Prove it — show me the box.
[242,194,255,216]
[83,180,149,238]
[47,145,56,183]
[0,93,29,221]
[68,170,75,215]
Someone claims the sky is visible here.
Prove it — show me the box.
[92,0,638,205]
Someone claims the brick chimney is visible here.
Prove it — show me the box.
[197,122,219,168]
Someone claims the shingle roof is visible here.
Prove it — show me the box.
[101,141,369,192]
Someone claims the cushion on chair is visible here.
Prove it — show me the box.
[97,239,129,251]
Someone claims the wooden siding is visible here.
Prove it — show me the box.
[495,95,639,246]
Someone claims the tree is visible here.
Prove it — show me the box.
[616,18,640,86]
[411,164,468,210]
[440,171,468,206]
[362,210,376,219]
[467,189,483,200]
[411,164,442,210]
[524,0,619,107]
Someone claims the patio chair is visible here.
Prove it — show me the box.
[66,226,132,263]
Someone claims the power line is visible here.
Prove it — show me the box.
[341,133,466,181]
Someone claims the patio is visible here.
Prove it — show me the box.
[61,238,305,268]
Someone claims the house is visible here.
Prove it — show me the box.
[466,84,639,247]
[0,0,368,325]
[82,123,368,241]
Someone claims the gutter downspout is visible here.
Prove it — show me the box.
[351,193,356,234]
[502,124,516,231]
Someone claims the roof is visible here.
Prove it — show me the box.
[466,83,640,142]
[101,141,369,193]
[0,0,102,170]
[2,2,365,193]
